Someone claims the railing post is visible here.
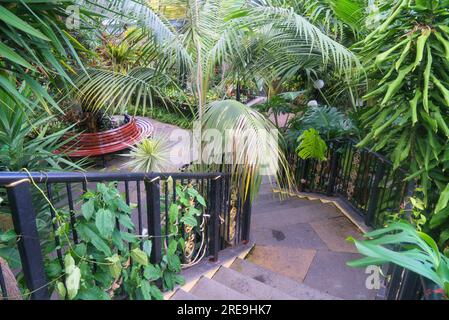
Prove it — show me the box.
[241,183,252,244]
[6,179,49,300]
[145,177,162,265]
[326,142,340,196]
[365,161,385,226]
[209,176,221,262]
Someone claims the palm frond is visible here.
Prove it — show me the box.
[75,67,178,114]
[200,99,293,199]
[239,1,360,74]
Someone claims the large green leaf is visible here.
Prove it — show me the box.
[95,209,115,239]
[0,5,50,41]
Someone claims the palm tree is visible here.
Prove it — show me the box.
[76,0,359,120]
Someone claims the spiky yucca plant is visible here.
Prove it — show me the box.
[122,136,172,172]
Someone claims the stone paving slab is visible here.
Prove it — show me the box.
[247,245,316,282]
[251,204,342,229]
[310,216,363,254]
[303,250,377,300]
[251,223,328,250]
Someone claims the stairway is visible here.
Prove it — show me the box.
[170,258,338,300]
[168,180,377,300]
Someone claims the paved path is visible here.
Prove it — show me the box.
[103,118,193,172]
[247,180,378,299]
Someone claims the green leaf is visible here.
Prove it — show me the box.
[81,199,95,221]
[76,224,112,256]
[118,214,135,230]
[111,230,125,251]
[149,285,164,300]
[435,183,449,214]
[296,128,327,161]
[180,214,198,227]
[64,254,81,300]
[0,6,50,41]
[95,209,114,239]
[168,240,177,255]
[106,254,122,280]
[46,259,62,278]
[0,42,35,70]
[76,287,111,300]
[139,281,152,300]
[169,203,179,223]
[166,253,181,272]
[143,240,152,257]
[430,207,449,229]
[56,281,66,300]
[143,264,162,281]
[196,194,206,207]
[131,248,149,266]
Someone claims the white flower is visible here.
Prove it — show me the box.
[307,100,319,107]
[313,79,325,89]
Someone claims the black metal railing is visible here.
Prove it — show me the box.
[0,171,252,300]
[287,139,410,228]
[285,139,425,300]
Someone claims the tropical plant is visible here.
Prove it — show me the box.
[347,221,449,298]
[285,105,356,146]
[355,0,449,249]
[289,0,367,44]
[296,128,328,161]
[199,99,293,198]
[0,91,82,172]
[11,181,195,300]
[76,0,359,120]
[122,136,172,172]
[0,0,91,113]
[254,92,303,130]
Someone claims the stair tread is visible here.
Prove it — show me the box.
[231,258,339,300]
[212,266,296,300]
[171,289,200,300]
[252,199,332,214]
[251,204,341,230]
[190,277,250,300]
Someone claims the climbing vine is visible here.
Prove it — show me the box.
[0,180,207,300]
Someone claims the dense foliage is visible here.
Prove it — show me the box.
[356,0,449,249]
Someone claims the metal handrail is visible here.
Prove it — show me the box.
[0,171,228,185]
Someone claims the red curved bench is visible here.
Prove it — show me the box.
[56,117,153,157]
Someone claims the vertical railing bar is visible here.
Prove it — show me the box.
[326,141,340,196]
[164,179,169,247]
[365,161,386,226]
[46,184,64,268]
[241,182,252,244]
[6,179,49,300]
[136,181,143,240]
[65,182,78,244]
[145,177,162,265]
[124,181,130,205]
[208,176,221,262]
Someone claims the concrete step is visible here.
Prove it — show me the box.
[190,276,250,300]
[170,289,200,300]
[252,198,323,215]
[212,266,295,300]
[231,258,339,300]
[251,203,342,230]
